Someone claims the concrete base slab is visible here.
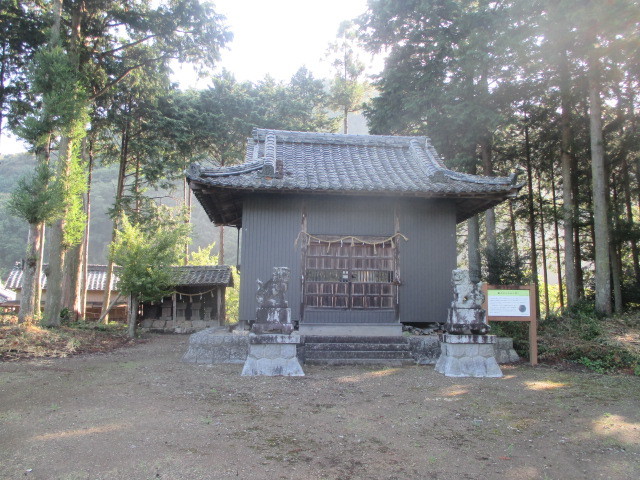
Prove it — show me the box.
[435,341,503,378]
[299,323,402,337]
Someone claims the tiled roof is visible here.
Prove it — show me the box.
[0,282,16,304]
[4,264,121,291]
[187,129,521,225]
[170,265,233,287]
[4,264,233,291]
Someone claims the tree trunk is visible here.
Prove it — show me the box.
[101,118,129,323]
[481,141,496,261]
[34,140,51,312]
[184,177,191,265]
[43,137,73,326]
[508,201,520,270]
[624,74,640,283]
[537,173,550,316]
[43,1,87,325]
[80,138,93,319]
[468,216,481,283]
[574,222,584,297]
[524,114,541,317]
[609,180,623,314]
[34,223,45,314]
[621,158,640,284]
[18,222,43,323]
[559,48,578,307]
[65,242,83,320]
[128,294,139,338]
[587,39,612,316]
[550,169,564,310]
[43,219,66,326]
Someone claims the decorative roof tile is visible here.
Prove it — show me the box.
[187,129,521,225]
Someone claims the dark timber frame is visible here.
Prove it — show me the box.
[303,237,397,311]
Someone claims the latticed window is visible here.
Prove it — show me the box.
[304,237,397,309]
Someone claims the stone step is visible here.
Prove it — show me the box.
[304,350,414,360]
[305,342,411,352]
[305,358,415,366]
[303,335,408,345]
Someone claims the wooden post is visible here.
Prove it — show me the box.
[172,292,176,329]
[216,287,223,325]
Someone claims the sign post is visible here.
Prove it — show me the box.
[482,284,538,365]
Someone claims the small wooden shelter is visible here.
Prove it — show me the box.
[188,129,520,336]
[138,265,233,333]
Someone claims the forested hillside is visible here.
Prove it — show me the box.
[0,152,233,279]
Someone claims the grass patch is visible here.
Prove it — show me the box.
[539,303,640,374]
[0,315,133,361]
[491,303,640,375]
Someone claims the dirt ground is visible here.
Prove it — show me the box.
[0,335,638,480]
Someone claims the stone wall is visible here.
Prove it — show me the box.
[182,328,249,364]
[140,318,221,334]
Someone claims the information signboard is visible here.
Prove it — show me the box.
[487,289,531,317]
[483,285,538,366]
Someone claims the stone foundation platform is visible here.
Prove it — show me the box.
[435,334,503,378]
[182,327,249,364]
[241,334,304,376]
[182,330,519,368]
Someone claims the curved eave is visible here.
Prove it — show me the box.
[188,178,521,227]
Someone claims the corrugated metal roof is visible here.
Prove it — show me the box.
[4,264,233,291]
[187,129,521,226]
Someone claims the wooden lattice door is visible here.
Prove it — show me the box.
[304,238,396,310]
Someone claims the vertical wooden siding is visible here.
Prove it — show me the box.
[238,195,303,323]
[398,199,457,324]
[239,194,457,325]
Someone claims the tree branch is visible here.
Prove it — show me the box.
[90,55,170,100]
[97,35,158,59]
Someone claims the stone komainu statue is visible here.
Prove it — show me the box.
[445,269,490,335]
[256,267,290,308]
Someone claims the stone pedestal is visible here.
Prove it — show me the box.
[435,334,503,378]
[251,307,293,334]
[241,334,304,376]
[447,308,490,335]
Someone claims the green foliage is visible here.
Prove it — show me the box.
[482,236,531,286]
[16,46,89,147]
[188,243,218,266]
[325,21,369,129]
[225,267,240,324]
[60,142,88,248]
[109,213,190,303]
[6,161,62,224]
[0,0,47,134]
